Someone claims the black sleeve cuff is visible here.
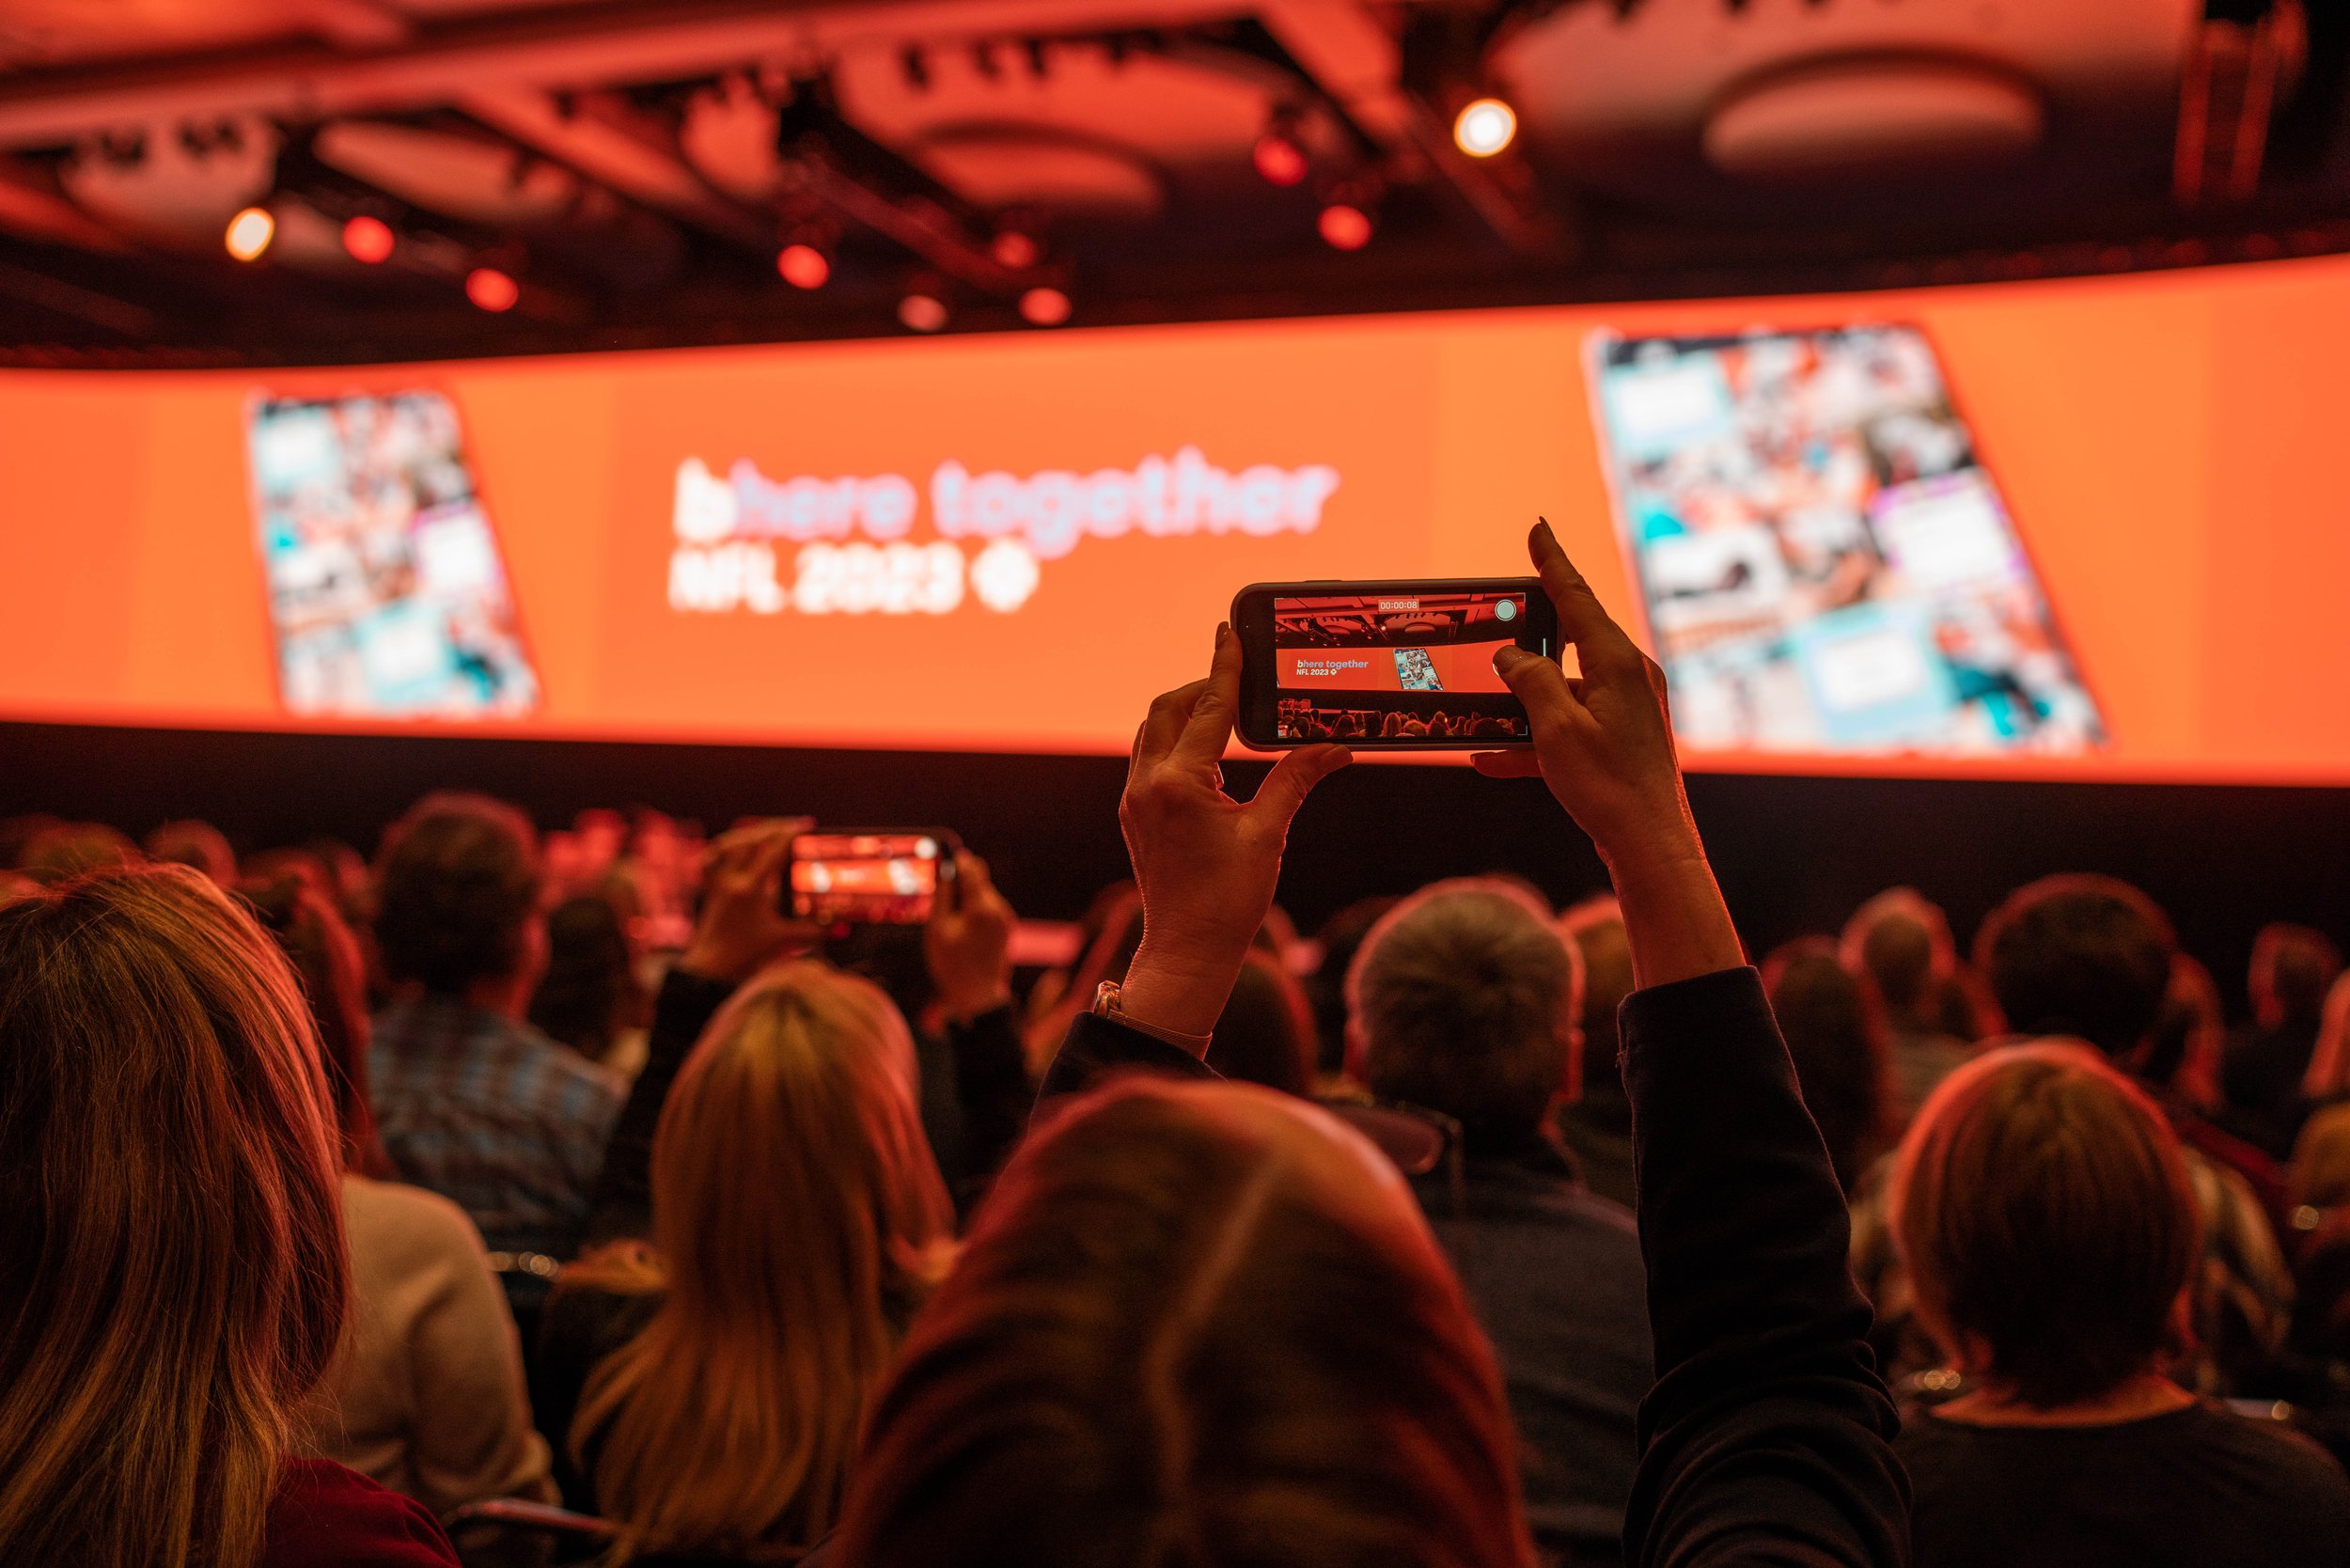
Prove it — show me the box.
[1038,1011,1219,1105]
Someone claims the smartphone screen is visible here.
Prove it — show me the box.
[1235,580,1554,749]
[246,390,540,718]
[1586,325,2104,757]
[790,831,957,925]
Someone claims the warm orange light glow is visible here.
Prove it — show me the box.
[1252,132,1309,186]
[1452,98,1517,158]
[224,207,274,261]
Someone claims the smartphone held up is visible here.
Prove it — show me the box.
[785,829,961,927]
[1231,578,1559,751]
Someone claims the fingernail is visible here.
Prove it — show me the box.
[1215,622,1231,649]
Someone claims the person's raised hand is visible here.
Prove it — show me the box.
[676,818,819,984]
[1473,520,1697,872]
[1475,520,1741,987]
[1118,624,1350,1045]
[927,850,1016,1025]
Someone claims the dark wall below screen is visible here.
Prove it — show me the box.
[4,721,2343,1019]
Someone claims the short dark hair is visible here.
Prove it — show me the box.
[1207,949,1319,1096]
[1762,939,1892,1193]
[1894,1043,2197,1407]
[1349,880,1581,1134]
[373,793,540,994]
[2252,923,2343,1027]
[1975,874,2174,1058]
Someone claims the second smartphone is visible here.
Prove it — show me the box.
[1231,578,1557,750]
[787,830,961,925]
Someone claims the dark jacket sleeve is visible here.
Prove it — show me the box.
[936,1004,1036,1209]
[582,967,735,1247]
[1037,1011,1218,1104]
[1619,966,1908,1568]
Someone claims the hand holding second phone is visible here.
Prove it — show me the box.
[677,818,820,984]
[926,851,1017,1024]
[1117,624,1350,1047]
[1475,520,1743,989]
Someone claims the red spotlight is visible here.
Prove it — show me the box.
[991,230,1042,270]
[1019,287,1072,326]
[899,291,948,332]
[777,243,830,289]
[465,267,520,312]
[1253,131,1309,187]
[341,215,395,264]
[1318,202,1372,251]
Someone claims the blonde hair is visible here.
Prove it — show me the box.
[0,868,348,1568]
[572,962,955,1561]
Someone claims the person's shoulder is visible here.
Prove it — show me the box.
[265,1458,459,1568]
[342,1174,490,1265]
[2183,1402,2350,1494]
[498,1016,624,1103]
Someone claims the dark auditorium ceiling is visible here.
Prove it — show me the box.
[0,0,2341,365]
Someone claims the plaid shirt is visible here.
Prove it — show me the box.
[370,995,624,1267]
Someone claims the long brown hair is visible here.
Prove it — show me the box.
[571,962,954,1561]
[835,1076,1534,1568]
[0,867,350,1568]
[240,871,393,1179]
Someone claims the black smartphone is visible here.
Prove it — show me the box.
[1232,578,1558,750]
[786,829,962,925]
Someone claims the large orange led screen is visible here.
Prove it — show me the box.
[4,255,2347,783]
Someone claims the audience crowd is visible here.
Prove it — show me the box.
[5,524,2349,1566]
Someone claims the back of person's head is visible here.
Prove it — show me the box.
[18,820,140,883]
[835,1077,1532,1568]
[2302,971,2350,1102]
[242,871,391,1178]
[1762,939,1892,1192]
[2142,953,2224,1115]
[0,867,348,1568]
[1892,1042,2196,1409]
[0,811,63,869]
[2251,923,2344,1030]
[1561,895,1631,1099]
[1975,873,2175,1060]
[1349,879,1582,1137]
[574,961,954,1560]
[529,893,643,1060]
[2292,1102,2350,1211]
[1841,887,1952,1019]
[1305,896,1400,1078]
[1207,949,1319,1096]
[373,791,541,995]
[145,819,237,885]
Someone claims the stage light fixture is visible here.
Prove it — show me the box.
[341,215,395,264]
[1317,201,1373,251]
[225,205,275,261]
[899,290,948,332]
[1019,287,1072,326]
[1452,97,1518,158]
[1253,128,1309,186]
[777,242,831,289]
[465,266,520,312]
[991,230,1042,270]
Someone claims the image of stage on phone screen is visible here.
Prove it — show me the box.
[1273,591,1532,744]
[1588,324,2106,758]
[248,390,540,718]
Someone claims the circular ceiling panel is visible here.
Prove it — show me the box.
[1702,57,2045,181]
[315,121,578,224]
